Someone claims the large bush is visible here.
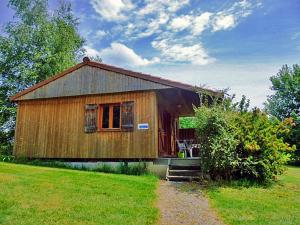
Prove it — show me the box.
[195,102,295,183]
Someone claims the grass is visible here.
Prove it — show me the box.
[0,162,158,225]
[206,166,300,225]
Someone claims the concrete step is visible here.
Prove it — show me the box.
[167,175,201,182]
[168,169,201,176]
[169,158,200,166]
[153,158,201,166]
[169,165,201,170]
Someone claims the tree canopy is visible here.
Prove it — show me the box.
[265,64,300,161]
[0,0,84,155]
[265,64,300,120]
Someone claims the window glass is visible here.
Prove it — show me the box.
[102,105,109,128]
[113,105,120,128]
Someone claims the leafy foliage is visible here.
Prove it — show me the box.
[0,0,84,155]
[288,112,300,164]
[195,95,295,183]
[179,117,197,128]
[265,64,300,120]
[265,64,300,163]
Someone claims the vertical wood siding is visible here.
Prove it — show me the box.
[14,91,158,159]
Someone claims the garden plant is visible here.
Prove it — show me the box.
[195,94,295,183]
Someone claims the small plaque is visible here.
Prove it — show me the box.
[138,123,149,130]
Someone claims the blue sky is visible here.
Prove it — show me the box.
[1,0,300,107]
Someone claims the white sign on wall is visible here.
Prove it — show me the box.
[138,123,149,130]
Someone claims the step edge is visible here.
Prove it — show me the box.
[167,175,201,178]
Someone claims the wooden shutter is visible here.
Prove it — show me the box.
[121,101,134,131]
[84,104,98,133]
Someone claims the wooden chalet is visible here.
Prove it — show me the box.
[11,57,221,160]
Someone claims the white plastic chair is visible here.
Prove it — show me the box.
[184,139,195,158]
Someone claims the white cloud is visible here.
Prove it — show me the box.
[84,44,160,66]
[212,14,235,31]
[210,0,259,32]
[168,0,253,35]
[84,45,101,58]
[137,12,170,38]
[88,0,261,65]
[192,12,213,35]
[152,39,215,65]
[231,0,253,17]
[138,0,189,16]
[121,0,189,38]
[165,0,189,12]
[169,15,191,31]
[95,30,107,39]
[90,0,134,21]
[99,43,160,66]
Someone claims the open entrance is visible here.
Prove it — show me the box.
[178,116,196,140]
[157,89,200,158]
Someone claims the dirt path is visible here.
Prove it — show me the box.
[157,180,224,225]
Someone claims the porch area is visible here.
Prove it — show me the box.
[156,88,202,159]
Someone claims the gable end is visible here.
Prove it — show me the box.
[14,65,171,100]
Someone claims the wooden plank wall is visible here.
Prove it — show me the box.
[14,91,158,159]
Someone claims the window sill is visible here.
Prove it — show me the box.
[98,128,122,132]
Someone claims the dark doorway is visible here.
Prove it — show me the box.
[159,111,172,157]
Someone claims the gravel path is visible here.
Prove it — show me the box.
[157,180,224,225]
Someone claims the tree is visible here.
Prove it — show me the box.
[0,0,85,155]
[265,64,300,120]
[265,64,300,161]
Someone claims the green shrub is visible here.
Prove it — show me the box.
[195,106,238,180]
[287,112,300,165]
[0,131,14,156]
[116,162,148,175]
[13,158,75,169]
[94,164,116,173]
[0,154,15,162]
[195,104,295,183]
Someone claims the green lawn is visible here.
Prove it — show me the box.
[207,166,300,225]
[0,162,158,225]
